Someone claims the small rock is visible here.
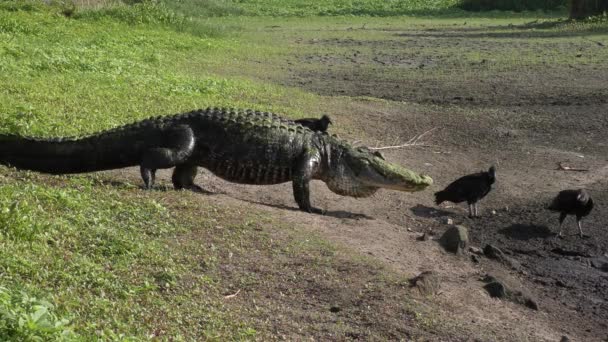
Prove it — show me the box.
[560,336,570,342]
[439,225,469,254]
[329,306,341,313]
[444,217,454,225]
[469,246,483,255]
[483,274,539,310]
[410,271,440,296]
[491,210,497,215]
[417,232,432,241]
[484,244,506,259]
[590,256,608,272]
[484,244,521,270]
[471,254,480,263]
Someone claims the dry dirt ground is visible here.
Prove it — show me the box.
[116,21,607,340]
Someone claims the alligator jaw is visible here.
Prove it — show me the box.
[362,157,433,192]
[324,142,433,198]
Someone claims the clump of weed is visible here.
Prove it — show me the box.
[0,286,78,340]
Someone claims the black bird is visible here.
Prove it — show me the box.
[434,166,496,218]
[294,115,332,132]
[547,189,594,238]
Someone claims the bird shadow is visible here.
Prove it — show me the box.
[240,199,373,220]
[498,224,554,241]
[410,204,454,219]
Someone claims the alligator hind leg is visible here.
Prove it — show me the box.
[139,125,195,189]
[172,164,203,192]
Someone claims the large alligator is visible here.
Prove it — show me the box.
[0,107,432,212]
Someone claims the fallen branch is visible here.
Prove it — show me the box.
[369,127,437,151]
[224,289,241,299]
[557,162,589,172]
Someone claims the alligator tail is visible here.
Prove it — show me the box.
[0,127,152,174]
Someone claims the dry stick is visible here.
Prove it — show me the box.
[224,289,241,299]
[557,162,589,172]
[369,127,438,151]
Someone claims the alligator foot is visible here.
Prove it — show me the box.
[306,207,325,215]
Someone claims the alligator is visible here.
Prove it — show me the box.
[0,107,433,213]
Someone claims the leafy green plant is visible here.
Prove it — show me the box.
[0,287,77,340]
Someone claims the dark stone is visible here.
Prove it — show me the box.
[484,281,507,298]
[560,336,570,342]
[471,254,481,263]
[482,274,539,310]
[410,271,441,296]
[329,306,341,313]
[483,244,506,259]
[590,256,608,272]
[483,244,521,270]
[439,225,469,254]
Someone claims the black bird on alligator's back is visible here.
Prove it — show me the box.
[434,166,496,218]
[294,115,332,132]
[547,189,594,238]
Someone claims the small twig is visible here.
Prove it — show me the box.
[224,289,241,299]
[557,162,589,172]
[369,127,437,150]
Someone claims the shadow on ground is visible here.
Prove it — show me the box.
[498,223,554,240]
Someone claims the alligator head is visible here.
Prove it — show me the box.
[323,142,433,198]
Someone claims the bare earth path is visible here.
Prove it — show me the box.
[113,19,608,340]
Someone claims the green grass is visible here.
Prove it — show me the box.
[0,1,318,137]
[163,0,570,17]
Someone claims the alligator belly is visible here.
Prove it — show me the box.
[204,162,293,185]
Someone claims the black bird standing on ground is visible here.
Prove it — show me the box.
[547,189,594,238]
[434,166,496,218]
[294,115,332,132]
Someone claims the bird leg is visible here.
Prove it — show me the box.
[474,203,479,217]
[468,203,474,218]
[557,213,567,238]
[577,219,584,238]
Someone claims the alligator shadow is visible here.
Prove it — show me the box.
[499,224,554,241]
[410,204,454,219]
[242,199,373,220]
[86,177,220,195]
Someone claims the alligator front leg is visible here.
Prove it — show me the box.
[140,125,196,189]
[292,151,321,214]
